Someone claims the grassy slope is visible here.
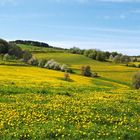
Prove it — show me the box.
[0,65,140,139]
[33,51,139,86]
[18,44,64,53]
[14,44,140,90]
[0,44,140,139]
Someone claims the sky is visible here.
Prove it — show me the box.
[0,0,140,55]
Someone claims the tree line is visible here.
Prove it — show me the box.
[11,40,66,50]
[0,39,32,62]
[69,47,136,63]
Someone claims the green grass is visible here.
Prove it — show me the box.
[0,65,140,140]
[18,44,64,53]
[0,44,140,139]
[33,51,139,86]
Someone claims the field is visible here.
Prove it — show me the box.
[0,45,140,140]
[33,52,139,86]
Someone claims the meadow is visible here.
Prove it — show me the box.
[33,52,139,86]
[0,44,140,140]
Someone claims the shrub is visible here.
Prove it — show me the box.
[120,55,131,63]
[64,73,70,81]
[0,39,9,54]
[109,55,114,61]
[38,59,48,68]
[69,47,82,54]
[113,55,121,63]
[53,62,61,70]
[3,53,11,61]
[44,59,61,70]
[61,64,68,72]
[96,51,106,61]
[23,50,32,62]
[137,64,140,68]
[88,50,97,59]
[128,64,136,67]
[81,66,92,77]
[44,59,54,69]
[66,68,73,73]
[8,43,23,58]
[92,72,99,78]
[132,72,140,89]
[28,57,38,66]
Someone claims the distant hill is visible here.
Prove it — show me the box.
[11,40,66,50]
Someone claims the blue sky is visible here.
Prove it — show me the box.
[0,0,140,55]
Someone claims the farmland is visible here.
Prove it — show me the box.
[0,44,140,140]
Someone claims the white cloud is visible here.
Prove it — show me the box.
[0,0,17,6]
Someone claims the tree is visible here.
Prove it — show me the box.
[44,59,61,70]
[88,50,97,59]
[23,50,32,62]
[96,51,106,61]
[131,57,137,62]
[132,72,140,89]
[84,50,91,57]
[38,59,48,67]
[8,43,23,58]
[69,47,81,54]
[105,51,111,59]
[61,64,68,72]
[109,55,114,61]
[113,55,121,63]
[120,55,131,64]
[27,57,38,66]
[81,66,92,77]
[64,73,70,81]
[0,39,9,54]
[3,53,10,61]
[111,52,119,57]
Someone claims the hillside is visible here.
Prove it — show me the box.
[0,62,140,139]
[0,43,140,139]
[21,43,138,86]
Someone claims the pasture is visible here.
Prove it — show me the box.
[0,45,140,139]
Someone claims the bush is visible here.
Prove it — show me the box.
[38,59,48,67]
[66,68,73,73]
[132,72,140,89]
[28,57,38,66]
[113,55,121,63]
[64,73,70,81]
[81,66,92,77]
[44,59,61,70]
[69,47,82,54]
[109,55,114,61]
[137,64,140,68]
[61,64,68,72]
[44,59,54,69]
[120,55,131,63]
[23,50,32,62]
[0,39,9,54]
[92,72,99,78]
[96,51,106,61]
[8,43,23,58]
[3,53,11,61]
[128,64,136,67]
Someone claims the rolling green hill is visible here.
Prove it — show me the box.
[0,43,140,140]
[25,44,139,87]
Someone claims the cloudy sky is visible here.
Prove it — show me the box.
[0,0,140,55]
